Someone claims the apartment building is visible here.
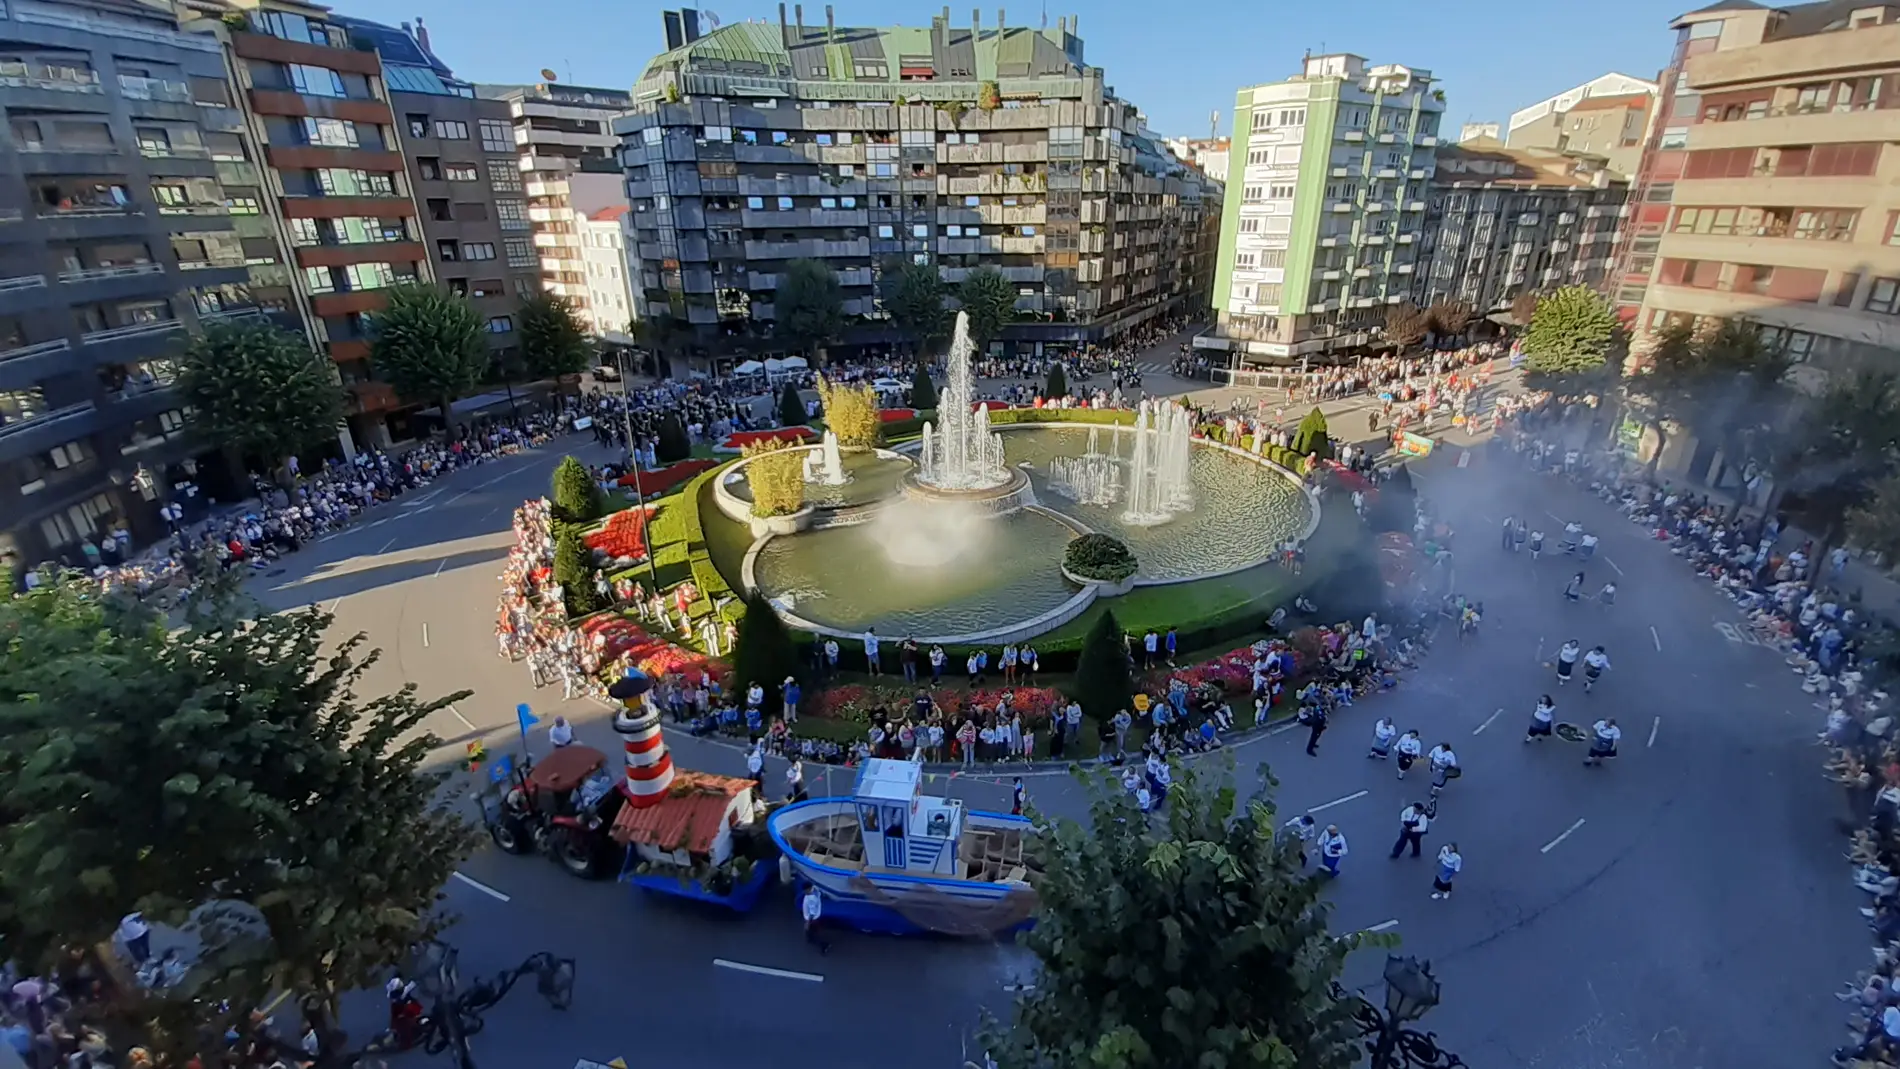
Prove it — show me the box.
[476,81,630,322]
[1625,0,1900,373]
[1504,72,1658,176]
[611,7,1216,360]
[578,206,635,337]
[1413,137,1629,315]
[1202,53,1445,363]
[334,15,541,362]
[1166,136,1232,183]
[0,0,259,568]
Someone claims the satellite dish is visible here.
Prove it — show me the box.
[540,68,558,82]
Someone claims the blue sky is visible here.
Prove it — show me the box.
[393,0,1683,138]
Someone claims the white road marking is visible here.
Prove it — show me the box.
[1540,818,1587,855]
[1472,707,1505,735]
[363,518,388,530]
[1546,510,1563,523]
[1605,557,1624,576]
[1715,621,1762,647]
[448,703,477,731]
[1308,789,1369,814]
[445,490,473,507]
[408,505,433,517]
[1648,717,1661,748]
[712,959,824,983]
[422,623,430,648]
[1651,626,1663,652]
[451,872,510,902]
[1365,919,1400,933]
[433,559,448,578]
[326,597,344,613]
[378,536,397,554]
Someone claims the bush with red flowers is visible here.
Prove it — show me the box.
[617,458,717,494]
[715,427,817,453]
[811,681,1066,730]
[576,612,729,686]
[877,408,918,423]
[585,507,652,564]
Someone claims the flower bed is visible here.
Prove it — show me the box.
[877,408,918,423]
[618,458,717,495]
[811,682,1067,729]
[714,427,817,454]
[1139,645,1264,696]
[586,507,651,562]
[576,612,728,684]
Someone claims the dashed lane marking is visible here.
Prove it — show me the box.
[451,872,510,902]
[1472,707,1505,735]
[713,959,823,983]
[1540,818,1587,855]
[422,623,429,648]
[448,703,477,731]
[1651,626,1662,652]
[1605,557,1624,576]
[1648,717,1661,748]
[433,559,447,578]
[1308,789,1369,814]
[378,536,397,554]
[1365,919,1400,933]
[326,597,344,613]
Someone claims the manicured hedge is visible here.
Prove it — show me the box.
[987,407,1137,427]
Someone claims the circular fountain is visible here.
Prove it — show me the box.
[900,319,1031,514]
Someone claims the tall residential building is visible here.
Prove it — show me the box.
[578,206,635,337]
[1625,0,1900,372]
[183,0,431,447]
[1166,136,1232,183]
[476,81,630,319]
[1413,137,1629,315]
[334,16,542,363]
[1458,122,1502,143]
[1504,72,1658,176]
[1202,53,1445,363]
[0,0,259,568]
[612,8,1216,359]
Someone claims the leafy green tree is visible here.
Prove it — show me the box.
[732,594,798,718]
[1045,362,1069,400]
[879,257,947,355]
[0,573,477,1061]
[1849,472,1900,564]
[1521,285,1619,384]
[654,411,692,464]
[778,381,808,427]
[174,318,344,471]
[518,291,594,380]
[775,258,845,359]
[958,266,1017,353]
[910,365,939,411]
[553,525,600,617]
[1071,609,1134,725]
[1623,318,1700,474]
[368,284,489,422]
[982,761,1365,1069]
[1777,370,1900,546]
[1291,407,1330,457]
[551,454,605,523]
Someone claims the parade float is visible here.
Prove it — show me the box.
[767,758,1042,937]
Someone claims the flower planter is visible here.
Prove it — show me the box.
[1062,564,1137,597]
[749,504,815,538]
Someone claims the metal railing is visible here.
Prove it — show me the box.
[0,209,21,223]
[0,402,95,441]
[139,142,211,159]
[0,274,47,293]
[47,204,137,217]
[178,256,246,270]
[118,75,190,102]
[14,8,220,52]
[0,61,102,93]
[81,319,183,343]
[59,263,161,282]
[199,306,263,322]
[156,204,230,216]
[0,338,68,363]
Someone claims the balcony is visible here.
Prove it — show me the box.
[117,75,190,103]
[1377,132,1396,143]
[0,274,49,315]
[1318,236,1340,247]
[743,237,869,260]
[0,339,70,388]
[0,402,97,459]
[1329,166,1351,178]
[0,61,107,109]
[40,205,146,241]
[281,196,416,220]
[246,89,391,126]
[58,263,163,284]
[1409,169,1429,180]
[80,318,185,365]
[739,207,869,228]
[1417,136,1438,147]
[1320,269,1342,281]
[526,205,566,223]
[1397,233,1416,244]
[1404,201,1426,213]
[1328,201,1353,213]
[1557,212,1576,225]
[1376,168,1399,180]
[16,5,218,52]
[1363,235,1386,245]
[1342,130,1365,143]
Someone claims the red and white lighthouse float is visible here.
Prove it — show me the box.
[607,671,675,806]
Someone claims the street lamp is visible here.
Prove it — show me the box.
[613,345,661,591]
[410,941,576,1069]
[1336,956,1465,1069]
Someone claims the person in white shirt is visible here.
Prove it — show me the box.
[1316,824,1348,876]
[1391,802,1431,859]
[1282,813,1317,867]
[1361,614,1378,641]
[118,911,152,965]
[1368,716,1397,759]
[1394,730,1424,778]
[1142,630,1159,668]
[786,758,807,802]
[862,629,881,676]
[1428,743,1459,797]
[1582,646,1611,692]
[801,885,827,953]
[1432,843,1463,900]
[1555,639,1581,684]
[746,743,765,785]
[1524,695,1556,742]
[1585,718,1621,766]
[548,716,574,748]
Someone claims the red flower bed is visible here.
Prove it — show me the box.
[1140,646,1270,696]
[576,613,727,684]
[811,682,1066,726]
[970,401,1014,412]
[617,458,717,494]
[585,508,650,561]
[719,427,816,449]
[877,408,918,423]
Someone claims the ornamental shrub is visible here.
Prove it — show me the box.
[1063,533,1138,582]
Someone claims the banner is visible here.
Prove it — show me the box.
[1396,432,1435,457]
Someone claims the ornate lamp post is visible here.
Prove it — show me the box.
[1337,955,1466,1069]
[407,941,576,1069]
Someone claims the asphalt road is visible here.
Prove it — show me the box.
[245,363,1857,1069]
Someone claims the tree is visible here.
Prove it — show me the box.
[732,593,798,717]
[368,284,489,422]
[742,440,806,518]
[1045,362,1069,400]
[1291,407,1330,458]
[778,381,809,427]
[982,761,1364,1069]
[551,454,605,523]
[1521,285,1619,386]
[1509,291,1540,326]
[0,573,477,1061]
[959,266,1017,354]
[1849,472,1900,564]
[654,411,692,464]
[1071,609,1134,725]
[815,376,881,449]
[518,291,594,380]
[879,257,948,355]
[1427,298,1473,341]
[629,312,686,378]
[1777,370,1900,546]
[1622,318,1700,474]
[775,258,845,359]
[1383,301,1428,351]
[552,524,600,617]
[173,318,345,471]
[910,365,939,411]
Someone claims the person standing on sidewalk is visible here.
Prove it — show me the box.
[801,884,828,954]
[1111,707,1132,756]
[1431,843,1462,900]
[900,638,919,685]
[1143,630,1159,668]
[929,643,946,684]
[862,628,881,676]
[1390,802,1430,859]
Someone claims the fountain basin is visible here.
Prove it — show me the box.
[896,465,1033,516]
[1060,565,1137,598]
[748,505,816,539]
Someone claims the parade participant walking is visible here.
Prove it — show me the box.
[801,884,828,954]
[1599,581,1617,607]
[786,757,808,802]
[548,716,574,748]
[1563,571,1586,603]
[1284,813,1317,867]
[1432,843,1463,899]
[1312,824,1346,877]
[1012,777,1026,815]
[1428,742,1460,798]
[929,643,946,684]
[1582,645,1611,692]
[1300,703,1329,756]
[1525,695,1556,742]
[1555,639,1581,685]
[1529,528,1545,560]
[1395,730,1424,778]
[746,742,765,786]
[1585,718,1621,767]
[1501,515,1517,551]
[1369,716,1397,760]
[1391,802,1431,859]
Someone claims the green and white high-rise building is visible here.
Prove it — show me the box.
[1202,53,1445,364]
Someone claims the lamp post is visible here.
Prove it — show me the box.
[1336,956,1466,1069]
[411,941,576,1069]
[614,345,661,591]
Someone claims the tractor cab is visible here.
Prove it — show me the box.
[486,746,626,878]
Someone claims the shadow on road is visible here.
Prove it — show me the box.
[254,545,511,610]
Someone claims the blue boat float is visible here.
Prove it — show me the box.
[766,758,1043,937]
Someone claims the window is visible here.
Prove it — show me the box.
[1243,186,1264,202]
[302,265,335,294]
[1238,217,1261,233]
[478,119,511,152]
[496,201,529,230]
[1888,211,1900,247]
[406,113,429,138]
[444,164,478,182]
[876,224,894,238]
[344,262,398,290]
[315,169,393,197]
[437,239,459,262]
[504,239,535,268]
[433,120,468,140]
[1834,273,1861,307]
[488,162,520,192]
[945,225,963,237]
[912,224,928,238]
[288,64,345,98]
[776,196,793,210]
[224,193,260,215]
[302,117,357,148]
[463,242,495,261]
[288,217,321,246]
[1869,278,1900,315]
[487,315,514,333]
[872,163,895,177]
[746,196,765,209]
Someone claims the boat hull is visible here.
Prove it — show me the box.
[765,798,1037,937]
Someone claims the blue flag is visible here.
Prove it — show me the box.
[489,753,515,784]
[517,702,540,736]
